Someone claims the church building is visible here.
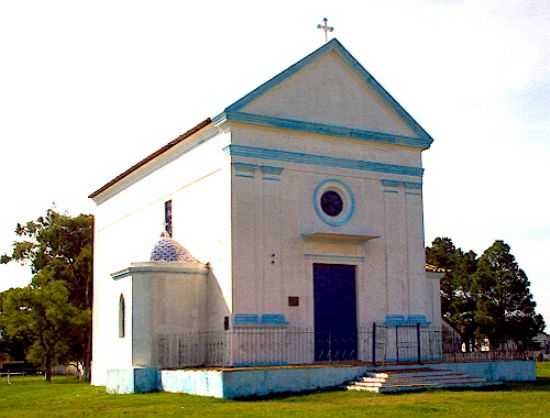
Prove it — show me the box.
[89,38,441,388]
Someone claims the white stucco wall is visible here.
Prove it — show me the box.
[229,123,429,329]
[425,272,443,327]
[91,128,232,385]
[229,45,429,330]
[130,263,209,368]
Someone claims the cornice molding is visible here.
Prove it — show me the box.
[214,111,432,150]
[224,144,424,177]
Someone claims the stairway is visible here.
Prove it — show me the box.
[346,367,502,394]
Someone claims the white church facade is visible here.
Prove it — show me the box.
[89,39,443,388]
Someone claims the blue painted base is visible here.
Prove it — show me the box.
[106,368,159,394]
[105,360,536,397]
[436,360,536,382]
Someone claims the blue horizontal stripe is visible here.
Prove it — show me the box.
[380,179,423,189]
[381,179,402,188]
[224,144,424,177]
[217,111,431,150]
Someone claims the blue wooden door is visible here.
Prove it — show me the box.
[313,263,358,362]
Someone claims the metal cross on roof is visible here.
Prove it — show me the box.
[317,17,334,43]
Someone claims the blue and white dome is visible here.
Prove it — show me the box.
[150,231,198,263]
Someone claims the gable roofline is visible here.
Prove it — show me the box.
[88,118,211,200]
[89,39,434,202]
[225,38,433,145]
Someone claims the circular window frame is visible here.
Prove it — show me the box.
[313,179,355,226]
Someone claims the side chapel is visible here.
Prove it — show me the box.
[89,39,441,386]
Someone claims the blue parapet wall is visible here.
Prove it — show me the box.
[161,370,224,398]
[232,313,259,326]
[383,313,431,327]
[106,368,159,394]
[232,313,289,327]
[436,361,536,382]
[260,313,289,326]
[106,368,135,394]
[105,360,536,397]
[221,366,370,399]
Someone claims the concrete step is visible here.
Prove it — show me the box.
[347,385,380,393]
[346,367,502,394]
[347,384,435,394]
[359,377,386,383]
[384,375,486,384]
[366,373,451,380]
[367,370,466,379]
[350,382,383,388]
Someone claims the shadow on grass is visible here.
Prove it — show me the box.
[507,377,550,391]
[232,386,349,402]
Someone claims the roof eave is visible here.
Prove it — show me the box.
[88,118,212,201]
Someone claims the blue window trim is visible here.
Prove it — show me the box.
[214,111,432,150]
[221,38,433,147]
[224,144,424,177]
[313,179,355,227]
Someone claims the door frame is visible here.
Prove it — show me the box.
[305,254,364,362]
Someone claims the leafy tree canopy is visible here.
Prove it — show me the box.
[0,281,88,381]
[426,237,545,350]
[0,209,93,380]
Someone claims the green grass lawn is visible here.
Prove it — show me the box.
[1,363,549,418]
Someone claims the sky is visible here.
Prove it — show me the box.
[0,0,549,327]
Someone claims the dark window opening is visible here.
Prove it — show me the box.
[164,200,173,237]
[320,190,343,217]
[288,296,300,307]
[119,294,126,338]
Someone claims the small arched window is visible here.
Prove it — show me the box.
[119,294,125,338]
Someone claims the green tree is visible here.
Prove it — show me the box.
[1,209,93,379]
[426,237,457,316]
[427,237,545,351]
[0,281,88,381]
[0,290,31,360]
[474,240,545,349]
[426,237,478,349]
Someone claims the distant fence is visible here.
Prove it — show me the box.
[157,331,230,368]
[156,324,444,369]
[442,350,535,363]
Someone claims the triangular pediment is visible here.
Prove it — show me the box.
[224,39,432,144]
